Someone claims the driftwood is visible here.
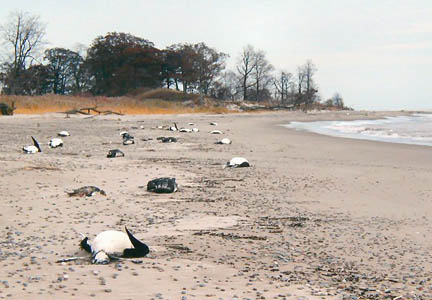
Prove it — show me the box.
[201,177,245,183]
[22,165,61,171]
[65,107,124,116]
[0,101,16,115]
[56,257,87,263]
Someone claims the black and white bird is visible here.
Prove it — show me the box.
[107,149,124,158]
[147,177,178,193]
[23,136,42,154]
[58,131,70,137]
[49,138,63,148]
[216,138,232,145]
[179,128,192,133]
[210,122,218,126]
[168,122,179,131]
[80,226,150,264]
[210,130,223,134]
[157,136,177,143]
[226,157,250,168]
[121,132,135,145]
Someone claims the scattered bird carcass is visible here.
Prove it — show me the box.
[226,157,250,168]
[107,149,124,158]
[157,136,177,143]
[57,227,150,264]
[23,136,42,154]
[168,123,179,131]
[210,130,223,134]
[121,132,135,145]
[147,177,178,193]
[216,138,232,145]
[57,131,70,137]
[123,138,134,145]
[67,186,106,197]
[49,138,63,148]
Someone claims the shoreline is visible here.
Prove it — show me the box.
[282,113,432,148]
[0,110,431,299]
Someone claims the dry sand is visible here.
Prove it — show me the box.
[0,110,431,300]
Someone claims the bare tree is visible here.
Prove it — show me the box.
[332,92,344,107]
[274,71,293,104]
[0,11,46,94]
[70,43,93,94]
[292,66,304,107]
[302,60,318,106]
[236,45,257,101]
[252,50,274,101]
[295,60,318,109]
[211,70,240,101]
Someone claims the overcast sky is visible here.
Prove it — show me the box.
[1,1,431,110]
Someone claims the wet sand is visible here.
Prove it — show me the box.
[0,110,431,300]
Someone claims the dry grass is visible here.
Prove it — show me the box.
[0,92,231,115]
[136,88,200,102]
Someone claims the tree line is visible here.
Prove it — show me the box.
[0,11,345,108]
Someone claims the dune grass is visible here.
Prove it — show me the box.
[135,88,200,102]
[0,92,230,115]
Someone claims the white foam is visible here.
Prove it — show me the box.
[284,114,432,147]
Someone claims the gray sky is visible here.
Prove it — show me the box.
[1,0,431,110]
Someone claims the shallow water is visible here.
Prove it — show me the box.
[284,113,432,147]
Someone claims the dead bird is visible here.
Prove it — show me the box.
[121,132,135,145]
[23,136,42,154]
[80,226,149,264]
[226,157,250,168]
[147,177,178,193]
[57,227,149,265]
[157,136,177,143]
[168,122,179,131]
[67,186,106,197]
[216,138,232,144]
[107,149,124,158]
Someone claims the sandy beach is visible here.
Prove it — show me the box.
[0,110,431,300]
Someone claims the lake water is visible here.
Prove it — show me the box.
[284,113,432,147]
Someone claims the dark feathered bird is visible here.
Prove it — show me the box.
[107,149,125,158]
[121,132,135,145]
[67,186,106,197]
[147,177,178,193]
[157,136,177,143]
